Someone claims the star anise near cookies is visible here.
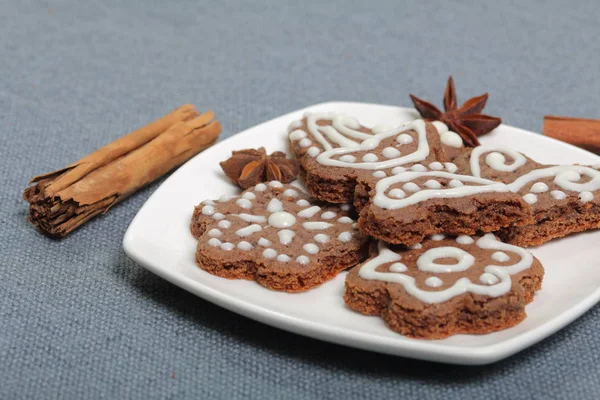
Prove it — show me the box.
[220,147,300,189]
[410,76,502,147]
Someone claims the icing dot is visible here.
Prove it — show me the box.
[440,131,464,148]
[360,138,379,150]
[307,147,320,157]
[207,238,221,247]
[396,133,413,144]
[237,241,253,250]
[425,277,443,288]
[207,229,222,238]
[389,262,407,272]
[389,188,406,199]
[410,164,427,172]
[298,206,321,218]
[254,183,267,192]
[530,182,549,193]
[456,235,474,245]
[403,183,420,192]
[258,237,272,247]
[338,232,352,243]
[262,248,277,259]
[424,180,442,189]
[428,162,444,171]
[299,138,312,148]
[218,195,232,202]
[580,191,594,203]
[314,234,330,243]
[202,199,215,205]
[277,229,295,245]
[432,121,448,133]
[268,212,297,228]
[277,254,291,263]
[268,181,283,188]
[410,243,423,249]
[218,220,231,229]
[444,163,458,173]
[296,255,310,265]
[212,213,225,220]
[296,199,310,207]
[551,190,566,200]
[431,234,445,241]
[237,214,266,223]
[523,193,538,204]
[362,153,379,162]
[201,206,215,216]
[303,222,333,230]
[321,211,337,219]
[392,166,406,175]
[235,224,262,237]
[288,120,303,131]
[372,171,387,178]
[220,242,234,251]
[242,192,256,200]
[492,251,510,262]
[236,198,252,209]
[449,179,464,188]
[283,189,299,198]
[341,204,351,211]
[338,216,354,224]
[372,124,392,133]
[339,155,356,163]
[267,198,283,212]
[289,130,307,140]
[480,273,500,285]
[303,243,319,254]
[382,147,401,158]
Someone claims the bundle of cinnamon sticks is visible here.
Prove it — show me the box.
[23,105,221,238]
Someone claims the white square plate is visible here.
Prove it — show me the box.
[123,102,600,365]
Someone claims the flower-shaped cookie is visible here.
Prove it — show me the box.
[191,181,369,292]
[344,234,544,339]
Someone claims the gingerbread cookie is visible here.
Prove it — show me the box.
[344,234,544,339]
[452,146,600,246]
[190,182,369,292]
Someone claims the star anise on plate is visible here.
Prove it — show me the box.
[409,76,502,147]
[220,147,300,189]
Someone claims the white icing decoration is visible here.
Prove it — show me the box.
[307,147,320,157]
[448,179,464,188]
[479,273,500,285]
[341,204,351,211]
[218,194,232,202]
[236,198,252,209]
[392,166,406,175]
[362,153,379,162]
[551,190,566,200]
[303,243,319,254]
[416,247,474,273]
[372,124,392,134]
[236,214,267,223]
[262,248,277,259]
[424,180,442,189]
[522,193,537,204]
[388,188,406,199]
[299,138,312,148]
[430,234,445,241]
[439,131,463,148]
[428,162,443,171]
[389,262,407,272]
[212,213,225,220]
[268,212,296,228]
[382,147,401,158]
[444,162,458,173]
[296,256,310,265]
[410,243,422,250]
[339,155,356,163]
[432,121,448,133]
[372,171,387,178]
[287,120,303,131]
[237,241,253,250]
[267,198,283,213]
[298,206,321,218]
[220,242,234,251]
[242,192,256,200]
[283,189,299,198]
[235,224,262,237]
[530,182,549,193]
[425,277,443,288]
[218,220,231,229]
[321,211,337,220]
[580,191,593,202]
[492,251,510,262]
[410,164,427,172]
[403,182,420,192]
[337,216,354,223]
[207,229,222,238]
[314,234,330,244]
[338,232,352,242]
[470,147,527,178]
[277,229,295,245]
[268,181,283,188]
[208,238,221,247]
[201,205,215,216]
[396,133,413,144]
[456,235,474,245]
[254,183,267,192]
[289,130,307,141]
[358,235,534,304]
[202,199,215,205]
[296,199,310,207]
[277,254,291,262]
[258,237,272,247]
[303,222,333,230]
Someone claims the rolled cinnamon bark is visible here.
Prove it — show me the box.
[543,115,600,154]
[23,105,221,238]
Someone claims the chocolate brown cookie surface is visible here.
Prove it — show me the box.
[344,234,544,339]
[191,182,369,292]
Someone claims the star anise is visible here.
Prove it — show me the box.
[220,147,300,189]
[409,76,502,147]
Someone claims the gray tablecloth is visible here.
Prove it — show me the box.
[2,1,600,398]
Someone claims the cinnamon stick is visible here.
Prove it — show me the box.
[23,105,222,238]
[543,115,600,154]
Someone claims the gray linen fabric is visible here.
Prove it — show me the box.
[1,0,600,398]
